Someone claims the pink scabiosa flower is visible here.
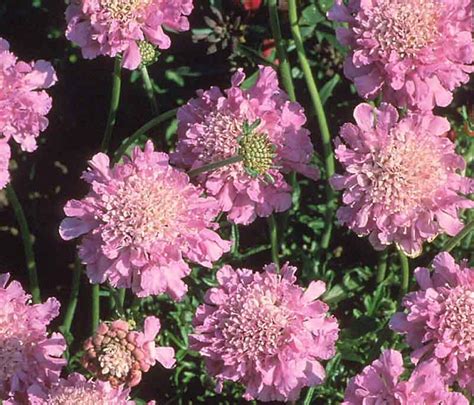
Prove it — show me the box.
[190,263,339,402]
[25,373,133,405]
[343,349,468,404]
[82,317,175,388]
[328,0,473,111]
[65,0,194,70]
[0,37,57,189]
[391,252,474,393]
[0,273,66,401]
[330,103,473,257]
[59,141,231,299]
[171,66,319,225]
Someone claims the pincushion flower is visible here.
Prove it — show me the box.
[0,139,10,189]
[25,373,133,405]
[0,273,66,401]
[171,66,319,225]
[65,0,194,70]
[328,0,474,111]
[343,349,468,404]
[59,141,231,299]
[82,317,175,388]
[190,263,339,402]
[330,103,473,257]
[391,252,474,393]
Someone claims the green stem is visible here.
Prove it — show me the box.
[91,284,100,333]
[61,258,82,335]
[113,108,178,163]
[141,66,159,116]
[376,249,389,284]
[398,249,409,299]
[268,216,280,269]
[6,185,40,304]
[268,0,296,101]
[288,0,336,249]
[231,223,240,256]
[442,219,474,252]
[101,56,122,152]
[187,156,243,178]
[303,387,316,405]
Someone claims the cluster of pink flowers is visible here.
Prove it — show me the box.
[0,273,66,402]
[60,141,231,299]
[82,317,175,388]
[343,349,469,404]
[330,103,473,256]
[191,263,339,402]
[0,37,57,189]
[66,0,194,69]
[391,252,474,393]
[328,0,473,110]
[172,66,319,225]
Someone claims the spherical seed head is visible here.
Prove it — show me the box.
[191,263,339,402]
[239,131,276,176]
[328,0,474,110]
[65,0,194,70]
[331,103,474,257]
[390,252,474,393]
[59,141,231,299]
[138,41,159,67]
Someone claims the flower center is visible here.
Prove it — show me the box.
[369,129,446,214]
[48,385,106,405]
[366,0,440,58]
[221,284,292,359]
[138,41,159,67]
[99,173,185,246]
[441,286,474,356]
[98,340,134,380]
[239,131,276,176]
[0,338,25,382]
[101,0,149,22]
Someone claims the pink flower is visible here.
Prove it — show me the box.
[59,141,231,299]
[190,263,339,402]
[390,252,474,393]
[330,103,473,257]
[328,0,474,111]
[171,66,319,225]
[0,37,56,189]
[0,273,66,401]
[343,349,468,404]
[0,139,10,189]
[25,373,133,405]
[82,316,175,388]
[65,0,194,70]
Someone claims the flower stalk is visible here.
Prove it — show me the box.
[187,155,243,178]
[398,249,410,299]
[268,215,280,269]
[141,66,159,116]
[442,219,474,252]
[61,257,82,337]
[101,56,122,152]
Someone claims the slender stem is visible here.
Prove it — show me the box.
[288,0,336,249]
[231,223,240,256]
[398,249,410,299]
[268,216,280,269]
[6,185,41,303]
[376,249,389,284]
[141,66,159,116]
[442,219,474,252]
[101,56,122,152]
[188,156,242,178]
[118,288,126,308]
[268,0,296,101]
[303,387,316,405]
[91,284,100,333]
[61,258,82,336]
[113,108,178,163]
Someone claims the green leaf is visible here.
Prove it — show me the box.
[320,74,341,105]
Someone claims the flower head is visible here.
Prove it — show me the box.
[391,252,474,393]
[60,141,231,299]
[190,263,339,402]
[25,373,133,405]
[343,349,469,404]
[172,66,319,225]
[330,103,473,257]
[0,273,66,401]
[328,0,473,110]
[82,316,175,388]
[0,139,10,189]
[65,0,193,70]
